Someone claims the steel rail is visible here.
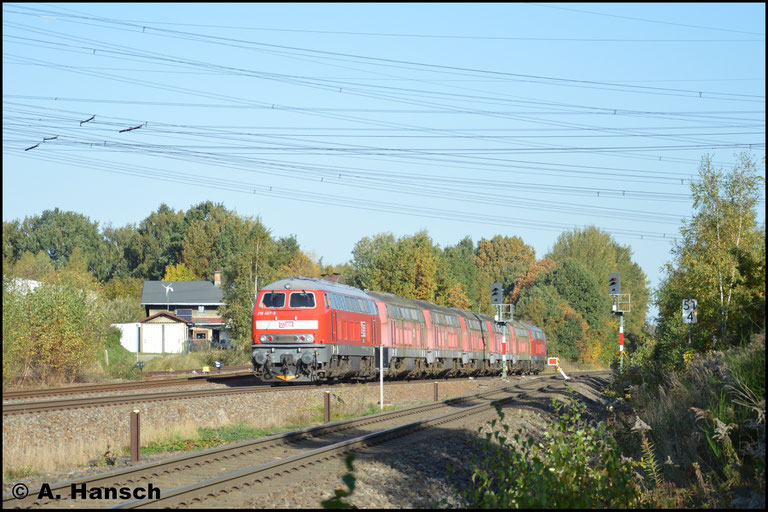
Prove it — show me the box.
[2,374,518,416]
[2,385,273,415]
[121,384,550,508]
[3,383,538,509]
[2,372,254,401]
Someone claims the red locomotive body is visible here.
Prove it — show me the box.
[251,277,546,383]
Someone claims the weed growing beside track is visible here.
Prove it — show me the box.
[435,333,765,509]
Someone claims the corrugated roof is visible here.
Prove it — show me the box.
[140,281,224,306]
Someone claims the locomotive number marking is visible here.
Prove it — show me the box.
[255,320,319,329]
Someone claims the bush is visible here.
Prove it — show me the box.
[456,388,638,508]
[100,326,143,380]
[3,275,102,385]
[610,332,765,508]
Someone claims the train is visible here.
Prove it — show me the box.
[251,276,547,383]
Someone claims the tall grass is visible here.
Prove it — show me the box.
[611,332,765,508]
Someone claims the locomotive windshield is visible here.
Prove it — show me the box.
[289,291,316,308]
[261,292,286,308]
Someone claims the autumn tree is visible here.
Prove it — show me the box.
[163,262,198,281]
[474,235,536,315]
[509,257,556,304]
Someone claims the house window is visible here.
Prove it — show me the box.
[198,305,205,314]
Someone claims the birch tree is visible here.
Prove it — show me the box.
[659,152,763,350]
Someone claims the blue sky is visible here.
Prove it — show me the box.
[3,3,765,320]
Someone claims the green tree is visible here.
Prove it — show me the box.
[548,226,650,341]
[8,208,104,277]
[543,258,608,330]
[509,258,556,304]
[128,204,186,280]
[656,153,764,360]
[6,250,54,282]
[441,236,479,307]
[3,219,24,266]
[100,224,137,281]
[348,233,397,291]
[220,216,276,345]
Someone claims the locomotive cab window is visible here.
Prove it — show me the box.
[290,291,316,308]
[261,292,286,308]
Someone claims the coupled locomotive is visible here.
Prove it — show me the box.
[251,276,546,383]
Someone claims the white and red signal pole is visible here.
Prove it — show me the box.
[501,331,507,380]
[609,273,630,370]
[619,314,624,354]
[491,282,511,381]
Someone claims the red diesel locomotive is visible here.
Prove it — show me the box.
[251,276,547,383]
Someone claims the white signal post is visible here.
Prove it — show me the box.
[548,357,569,380]
[494,303,513,381]
[609,273,630,370]
[379,343,384,410]
[501,330,507,380]
[619,314,624,354]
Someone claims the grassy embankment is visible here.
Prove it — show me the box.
[433,332,765,509]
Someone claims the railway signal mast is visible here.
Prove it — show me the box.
[609,273,631,369]
[491,283,513,380]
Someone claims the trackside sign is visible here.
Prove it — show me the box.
[547,357,559,366]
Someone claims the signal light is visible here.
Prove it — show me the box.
[491,282,504,304]
[609,273,620,295]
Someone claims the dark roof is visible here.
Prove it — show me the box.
[140,311,194,325]
[141,281,224,306]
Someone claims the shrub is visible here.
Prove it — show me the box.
[456,388,639,508]
[3,275,102,385]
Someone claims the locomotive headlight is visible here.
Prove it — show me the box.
[259,334,267,342]
[306,334,315,342]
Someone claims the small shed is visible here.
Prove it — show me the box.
[112,322,141,353]
[139,312,192,354]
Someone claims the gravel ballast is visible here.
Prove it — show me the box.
[3,372,611,508]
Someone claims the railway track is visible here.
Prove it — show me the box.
[2,384,273,416]
[1,374,511,416]
[1,372,255,402]
[3,373,589,509]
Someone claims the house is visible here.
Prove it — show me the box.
[139,269,230,348]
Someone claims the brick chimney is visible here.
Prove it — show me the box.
[214,269,221,287]
[320,273,342,283]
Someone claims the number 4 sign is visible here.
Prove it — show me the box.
[682,299,698,324]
